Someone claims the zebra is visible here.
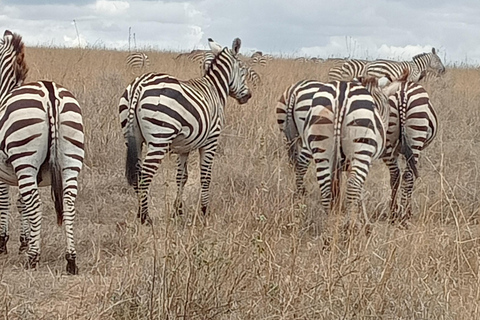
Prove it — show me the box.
[126,52,150,72]
[0,30,84,274]
[379,75,438,226]
[119,37,252,224]
[276,78,396,218]
[365,48,445,82]
[328,59,369,81]
[248,51,273,67]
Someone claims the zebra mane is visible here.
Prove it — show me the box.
[8,32,28,86]
[204,46,229,73]
[398,68,410,82]
[360,76,378,88]
[412,52,431,62]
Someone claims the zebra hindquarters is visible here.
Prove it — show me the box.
[56,84,84,275]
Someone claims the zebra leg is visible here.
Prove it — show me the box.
[294,150,311,197]
[344,160,370,232]
[399,166,415,226]
[137,146,168,224]
[383,157,401,222]
[174,153,190,215]
[17,196,30,254]
[18,183,42,269]
[0,183,10,254]
[61,169,81,275]
[198,141,219,215]
[312,153,333,214]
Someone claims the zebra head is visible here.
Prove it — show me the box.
[414,47,445,76]
[208,38,252,105]
[0,30,28,95]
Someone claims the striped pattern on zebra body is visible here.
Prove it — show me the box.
[119,38,252,224]
[328,59,368,81]
[276,79,390,216]
[248,51,273,67]
[365,48,445,82]
[380,78,438,225]
[0,30,84,274]
[126,52,150,72]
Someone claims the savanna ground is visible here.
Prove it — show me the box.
[0,45,479,319]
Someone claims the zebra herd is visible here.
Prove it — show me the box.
[0,29,444,274]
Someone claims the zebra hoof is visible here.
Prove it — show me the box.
[66,254,78,275]
[201,206,208,215]
[19,236,29,254]
[0,235,9,254]
[25,255,39,270]
[294,186,306,198]
[141,214,152,225]
[175,202,184,216]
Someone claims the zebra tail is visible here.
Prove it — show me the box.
[398,98,419,179]
[284,93,300,165]
[45,81,64,226]
[126,134,140,186]
[331,104,343,210]
[400,131,419,179]
[125,84,143,186]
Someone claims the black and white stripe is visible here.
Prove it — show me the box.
[365,48,445,82]
[276,79,388,216]
[0,30,84,274]
[328,59,368,81]
[380,79,438,225]
[126,52,150,72]
[248,51,273,67]
[119,38,252,224]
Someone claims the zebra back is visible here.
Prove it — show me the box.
[328,59,368,81]
[126,52,150,72]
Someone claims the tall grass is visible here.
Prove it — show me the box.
[0,46,479,319]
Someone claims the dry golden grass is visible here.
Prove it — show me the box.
[0,45,479,319]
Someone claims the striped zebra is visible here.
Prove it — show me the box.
[0,30,84,274]
[126,52,150,72]
[365,48,445,82]
[119,38,252,224]
[248,51,273,67]
[276,79,394,217]
[328,59,368,81]
[380,76,438,225]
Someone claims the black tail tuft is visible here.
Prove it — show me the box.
[126,134,140,186]
[401,133,419,178]
[51,160,64,226]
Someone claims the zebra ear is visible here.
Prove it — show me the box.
[3,30,13,40]
[432,47,436,54]
[232,38,241,55]
[208,38,223,54]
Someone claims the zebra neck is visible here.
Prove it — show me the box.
[0,75,16,106]
[412,54,430,71]
[204,55,231,107]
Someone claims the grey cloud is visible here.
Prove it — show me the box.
[2,0,94,5]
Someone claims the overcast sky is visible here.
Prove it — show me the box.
[0,0,479,64]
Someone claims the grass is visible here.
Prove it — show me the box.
[0,45,479,319]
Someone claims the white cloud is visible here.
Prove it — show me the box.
[93,0,130,16]
[0,0,478,64]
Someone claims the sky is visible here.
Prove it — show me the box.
[0,0,479,65]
